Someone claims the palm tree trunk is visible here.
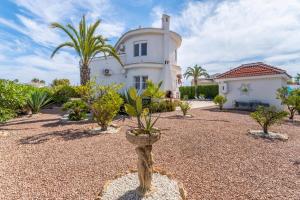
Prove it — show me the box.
[194,79,198,98]
[80,63,90,85]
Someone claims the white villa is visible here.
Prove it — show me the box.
[215,62,291,109]
[90,14,182,98]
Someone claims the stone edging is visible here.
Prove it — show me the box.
[95,167,187,200]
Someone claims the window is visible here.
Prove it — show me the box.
[134,76,148,90]
[141,43,147,56]
[175,50,177,62]
[142,76,148,89]
[133,41,147,57]
[134,43,139,57]
[134,76,140,90]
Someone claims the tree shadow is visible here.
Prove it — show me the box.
[0,118,59,127]
[116,189,141,200]
[160,115,230,122]
[41,119,93,128]
[284,119,300,127]
[19,128,103,145]
[204,107,251,115]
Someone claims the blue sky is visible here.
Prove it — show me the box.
[0,0,300,85]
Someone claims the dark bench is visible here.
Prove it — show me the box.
[234,101,269,111]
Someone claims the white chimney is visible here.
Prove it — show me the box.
[161,14,170,30]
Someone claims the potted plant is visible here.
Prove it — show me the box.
[124,87,161,195]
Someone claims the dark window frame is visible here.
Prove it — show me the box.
[141,43,147,56]
[134,43,139,57]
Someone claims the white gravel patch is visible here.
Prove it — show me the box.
[101,172,183,200]
[249,130,289,141]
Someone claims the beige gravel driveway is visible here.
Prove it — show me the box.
[0,107,299,200]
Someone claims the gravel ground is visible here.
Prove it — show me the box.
[0,107,299,200]
[101,172,182,200]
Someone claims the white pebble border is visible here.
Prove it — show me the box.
[248,130,288,141]
[100,172,183,200]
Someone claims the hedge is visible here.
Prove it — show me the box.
[179,85,219,99]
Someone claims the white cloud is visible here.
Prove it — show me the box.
[0,50,80,84]
[0,0,126,83]
[151,0,300,79]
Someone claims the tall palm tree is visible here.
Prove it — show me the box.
[50,16,121,85]
[183,65,208,97]
[296,73,300,84]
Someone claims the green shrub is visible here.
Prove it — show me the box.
[213,95,227,110]
[0,108,16,123]
[92,85,123,131]
[62,99,89,121]
[0,80,35,122]
[51,78,70,87]
[27,91,53,114]
[250,106,288,134]
[179,85,218,99]
[52,85,78,104]
[149,100,176,113]
[179,101,191,116]
[74,81,97,104]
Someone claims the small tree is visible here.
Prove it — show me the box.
[179,101,191,116]
[213,95,227,110]
[92,85,123,131]
[250,106,288,134]
[277,87,300,120]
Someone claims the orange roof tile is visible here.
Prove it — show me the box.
[216,62,290,79]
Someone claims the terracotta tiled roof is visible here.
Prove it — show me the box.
[216,62,290,79]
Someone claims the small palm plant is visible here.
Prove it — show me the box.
[213,95,227,110]
[179,101,191,116]
[124,87,161,195]
[27,91,52,114]
[250,106,288,135]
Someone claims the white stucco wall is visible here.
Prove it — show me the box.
[217,76,287,109]
[90,55,125,86]
[123,34,164,64]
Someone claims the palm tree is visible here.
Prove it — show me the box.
[296,73,300,84]
[50,16,122,85]
[183,65,208,98]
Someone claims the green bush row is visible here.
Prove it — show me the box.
[179,85,219,99]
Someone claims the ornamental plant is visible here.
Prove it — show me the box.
[91,84,123,131]
[62,99,89,121]
[27,90,53,114]
[213,95,227,110]
[124,87,162,195]
[125,87,160,135]
[179,101,191,116]
[250,106,288,134]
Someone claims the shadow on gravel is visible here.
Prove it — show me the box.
[160,115,230,122]
[116,190,141,200]
[41,120,92,127]
[1,118,58,127]
[204,107,251,115]
[19,129,102,144]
